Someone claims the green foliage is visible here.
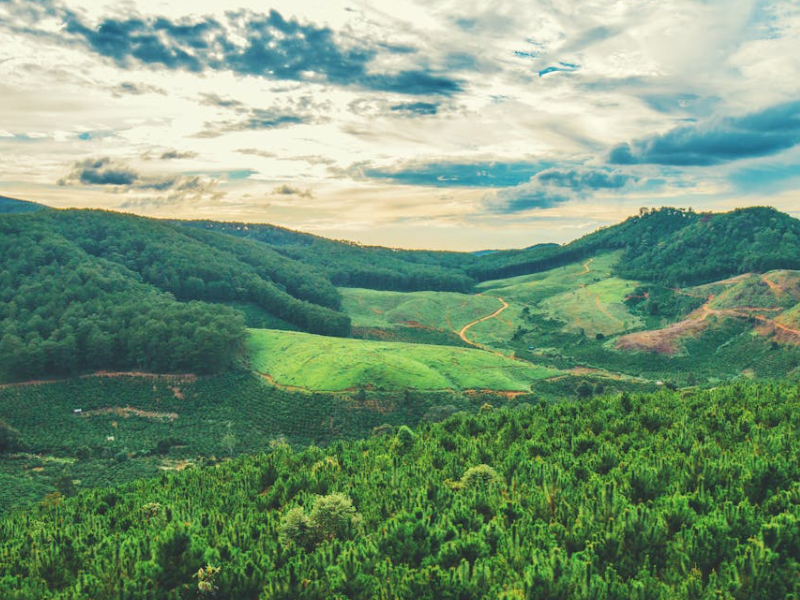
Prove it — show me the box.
[3,383,800,598]
[0,372,495,514]
[281,493,362,548]
[177,220,477,293]
[0,209,356,381]
[0,420,22,453]
[460,464,501,489]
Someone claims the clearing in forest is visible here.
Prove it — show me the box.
[246,329,560,392]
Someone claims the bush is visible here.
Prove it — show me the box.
[461,464,501,489]
[280,493,362,548]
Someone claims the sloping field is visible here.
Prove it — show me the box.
[540,277,643,336]
[477,252,622,303]
[246,329,560,391]
[477,252,642,337]
[340,288,502,331]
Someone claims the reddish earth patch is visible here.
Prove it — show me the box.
[81,407,179,421]
[0,371,197,391]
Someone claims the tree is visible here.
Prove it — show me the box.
[281,493,362,548]
[0,419,22,453]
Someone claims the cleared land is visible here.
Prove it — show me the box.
[479,252,643,337]
[246,329,559,392]
[340,288,502,332]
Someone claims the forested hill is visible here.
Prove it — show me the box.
[177,207,800,288]
[4,382,800,599]
[0,209,350,382]
[0,195,45,214]
[466,206,800,284]
[176,220,477,293]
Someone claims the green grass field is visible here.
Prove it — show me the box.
[477,252,622,303]
[340,287,502,331]
[246,329,559,391]
[478,253,643,337]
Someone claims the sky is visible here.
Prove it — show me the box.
[1,0,800,250]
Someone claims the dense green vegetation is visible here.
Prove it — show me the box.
[0,195,45,214]
[177,220,477,292]
[0,209,352,381]
[0,216,245,380]
[468,207,800,286]
[0,372,550,514]
[246,329,559,391]
[3,383,800,598]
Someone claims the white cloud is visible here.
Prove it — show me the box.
[0,0,798,248]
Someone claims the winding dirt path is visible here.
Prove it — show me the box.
[581,258,594,274]
[458,296,509,347]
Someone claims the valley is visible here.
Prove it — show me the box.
[3,204,800,598]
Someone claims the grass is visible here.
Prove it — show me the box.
[340,287,502,331]
[477,252,622,303]
[478,252,642,337]
[246,329,560,392]
[539,277,644,336]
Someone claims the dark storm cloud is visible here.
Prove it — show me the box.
[61,8,462,96]
[609,100,800,166]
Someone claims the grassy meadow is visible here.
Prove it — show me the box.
[246,329,560,392]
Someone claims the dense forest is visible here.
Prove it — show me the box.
[2,382,800,599]
[177,220,478,293]
[0,210,351,381]
[0,195,45,214]
[468,207,800,285]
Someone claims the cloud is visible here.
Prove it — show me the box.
[486,166,639,214]
[353,161,550,188]
[199,93,245,109]
[536,167,635,190]
[610,100,800,166]
[110,81,167,97]
[196,94,328,137]
[197,108,308,137]
[59,157,138,186]
[539,62,580,77]
[58,157,219,205]
[61,8,461,96]
[271,184,314,198]
[390,102,440,116]
[158,150,197,160]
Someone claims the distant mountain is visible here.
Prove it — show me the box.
[0,195,46,214]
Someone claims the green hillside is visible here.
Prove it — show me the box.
[0,195,45,214]
[3,383,800,599]
[1,372,519,514]
[247,329,559,391]
[0,209,351,382]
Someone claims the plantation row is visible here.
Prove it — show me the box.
[2,383,800,598]
[0,373,495,513]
